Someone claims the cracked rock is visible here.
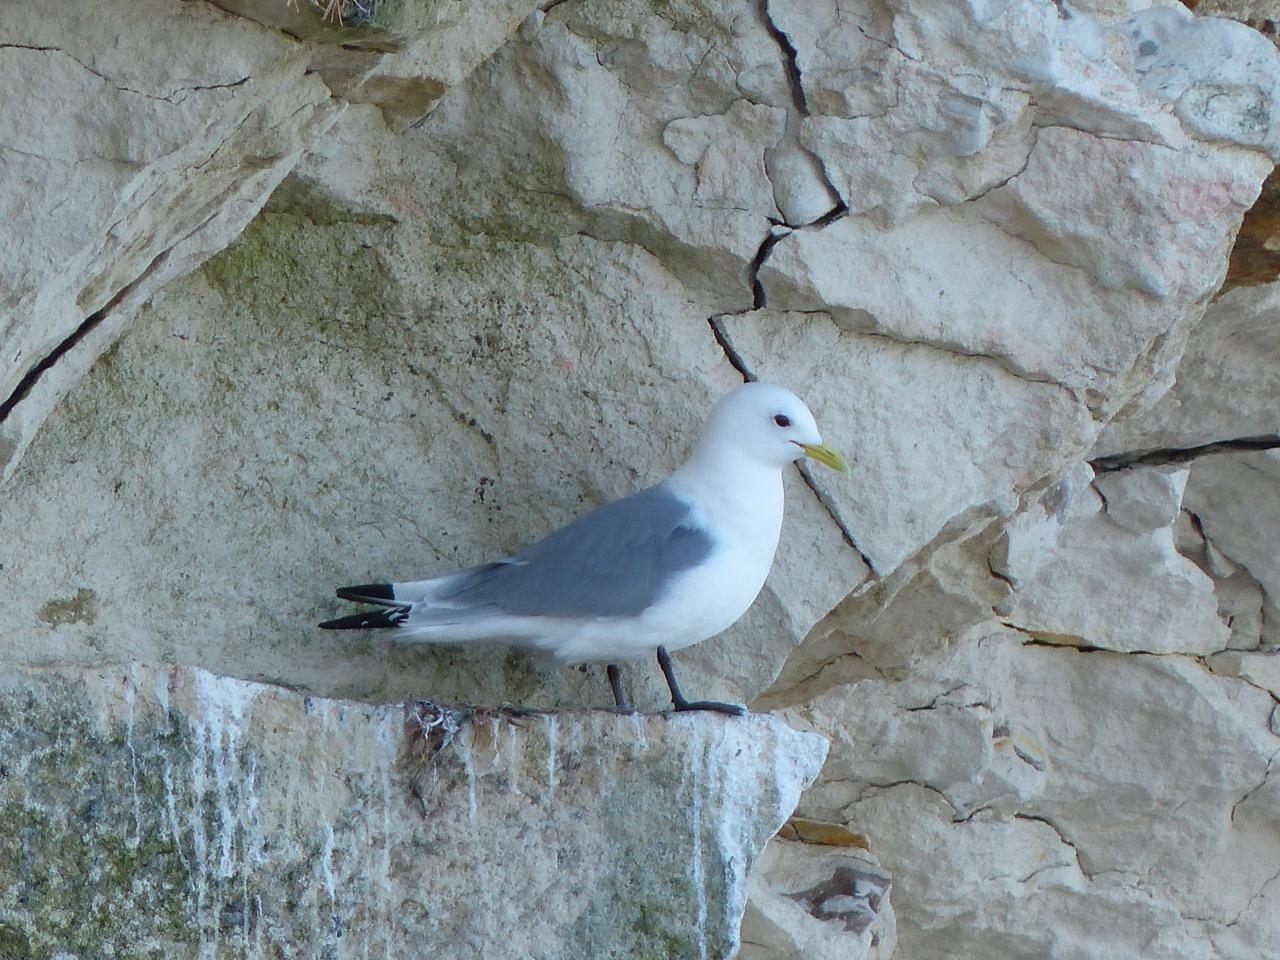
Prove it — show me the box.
[0,140,863,710]
[1184,450,1280,649]
[1099,280,1280,456]
[1002,462,1232,654]
[790,626,1280,960]
[742,838,895,960]
[0,0,342,484]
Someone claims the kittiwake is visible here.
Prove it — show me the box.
[319,382,848,714]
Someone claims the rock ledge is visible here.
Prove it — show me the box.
[0,663,825,960]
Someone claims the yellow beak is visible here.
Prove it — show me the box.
[801,442,850,474]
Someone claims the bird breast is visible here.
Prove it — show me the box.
[649,471,785,651]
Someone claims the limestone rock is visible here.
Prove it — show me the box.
[989,462,1101,589]
[1183,450,1280,648]
[760,2,1273,414]
[418,0,821,311]
[340,0,542,131]
[1099,281,1280,455]
[718,310,1089,577]
[0,0,536,487]
[742,837,895,960]
[789,626,1280,960]
[0,0,340,483]
[1001,463,1232,654]
[3,1,1280,958]
[0,662,826,959]
[1208,649,1280,698]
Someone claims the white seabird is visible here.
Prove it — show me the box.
[320,382,848,714]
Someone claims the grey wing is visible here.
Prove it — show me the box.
[423,484,715,620]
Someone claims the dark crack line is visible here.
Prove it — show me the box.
[811,201,849,227]
[0,249,171,426]
[1230,753,1277,826]
[707,316,755,382]
[0,311,109,425]
[1005,624,1106,652]
[1014,812,1095,879]
[1091,435,1280,472]
[855,25,920,63]
[987,555,1015,588]
[964,127,1039,204]
[797,460,878,574]
[757,0,808,116]
[756,1,849,226]
[0,42,110,84]
[1221,862,1280,929]
[0,42,248,104]
[903,684,968,712]
[747,228,788,309]
[854,777,954,808]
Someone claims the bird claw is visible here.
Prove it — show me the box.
[671,699,747,716]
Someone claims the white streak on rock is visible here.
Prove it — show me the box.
[123,679,142,848]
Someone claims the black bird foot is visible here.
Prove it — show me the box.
[656,646,747,718]
[671,698,747,716]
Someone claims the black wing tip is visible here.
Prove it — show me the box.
[336,583,396,604]
[318,608,408,630]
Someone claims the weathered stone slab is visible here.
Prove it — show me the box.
[0,662,825,959]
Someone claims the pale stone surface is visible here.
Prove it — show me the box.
[0,154,862,709]
[990,461,1100,589]
[0,661,826,959]
[342,0,542,131]
[3,0,1280,958]
[719,310,1090,576]
[417,0,818,311]
[1183,450,1280,648]
[0,0,536,487]
[787,626,1280,960]
[1001,463,1232,654]
[1208,650,1280,698]
[761,2,1273,414]
[1100,281,1280,455]
[0,0,340,483]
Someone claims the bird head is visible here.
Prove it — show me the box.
[700,382,849,473]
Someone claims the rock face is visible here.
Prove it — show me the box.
[0,662,826,959]
[0,0,336,482]
[2,0,1280,958]
[0,0,537,485]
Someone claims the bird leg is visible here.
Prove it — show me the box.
[606,663,633,713]
[656,646,746,716]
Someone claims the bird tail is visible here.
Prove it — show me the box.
[318,607,409,630]
[335,583,400,605]
[319,582,410,630]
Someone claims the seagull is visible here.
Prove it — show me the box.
[319,382,848,715]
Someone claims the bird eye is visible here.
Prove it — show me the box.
[773,414,791,428]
